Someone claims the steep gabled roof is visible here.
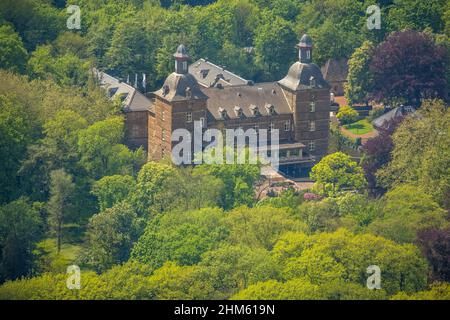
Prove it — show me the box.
[96,70,154,113]
[201,82,292,120]
[189,59,252,88]
[321,58,349,83]
[372,105,416,128]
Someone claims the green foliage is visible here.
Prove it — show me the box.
[272,229,428,295]
[131,161,176,215]
[0,24,27,72]
[198,244,281,299]
[256,188,303,211]
[297,198,341,233]
[231,278,324,300]
[0,198,42,282]
[391,282,450,300]
[254,13,297,80]
[367,185,448,243]
[27,45,91,86]
[91,175,136,211]
[196,158,260,210]
[387,0,447,33]
[336,105,359,125]
[311,152,367,196]
[47,169,76,253]
[131,207,227,270]
[225,206,307,250]
[84,202,144,272]
[377,100,450,208]
[0,94,37,203]
[78,117,143,179]
[152,167,224,213]
[345,41,374,105]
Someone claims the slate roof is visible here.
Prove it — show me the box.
[321,58,348,83]
[96,70,154,113]
[278,62,329,91]
[201,82,292,120]
[372,105,416,128]
[189,58,252,88]
[153,72,208,102]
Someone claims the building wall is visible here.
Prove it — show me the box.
[148,96,173,160]
[282,87,330,159]
[124,111,148,151]
[209,114,294,145]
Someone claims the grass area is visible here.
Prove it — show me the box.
[40,238,83,262]
[343,118,374,135]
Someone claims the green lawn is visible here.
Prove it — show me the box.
[344,119,374,135]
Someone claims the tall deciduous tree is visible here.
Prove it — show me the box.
[345,41,374,105]
[47,169,75,253]
[0,24,27,73]
[254,14,297,80]
[370,30,448,106]
[91,175,136,211]
[84,201,143,272]
[377,99,450,208]
[0,198,42,282]
[361,118,403,195]
[310,152,367,196]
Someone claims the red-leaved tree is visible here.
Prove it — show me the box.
[370,30,447,106]
[417,227,450,282]
[361,118,403,196]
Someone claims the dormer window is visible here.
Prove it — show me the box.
[250,105,259,116]
[306,50,311,60]
[200,69,209,79]
[185,87,192,98]
[234,106,244,117]
[310,76,316,87]
[162,85,169,96]
[265,104,276,115]
[219,107,227,119]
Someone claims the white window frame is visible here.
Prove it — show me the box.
[309,141,315,151]
[269,122,275,132]
[186,112,192,123]
[310,102,316,112]
[310,120,316,132]
[284,120,290,132]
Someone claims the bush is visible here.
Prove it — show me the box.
[337,105,359,125]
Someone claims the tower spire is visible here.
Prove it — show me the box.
[297,34,313,63]
[174,44,190,74]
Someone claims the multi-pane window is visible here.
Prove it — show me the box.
[309,120,316,131]
[269,122,275,132]
[131,125,140,137]
[284,120,291,132]
[308,141,315,151]
[186,112,192,123]
[310,102,315,112]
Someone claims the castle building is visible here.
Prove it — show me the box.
[98,34,331,177]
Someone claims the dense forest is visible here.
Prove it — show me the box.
[0,0,449,300]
